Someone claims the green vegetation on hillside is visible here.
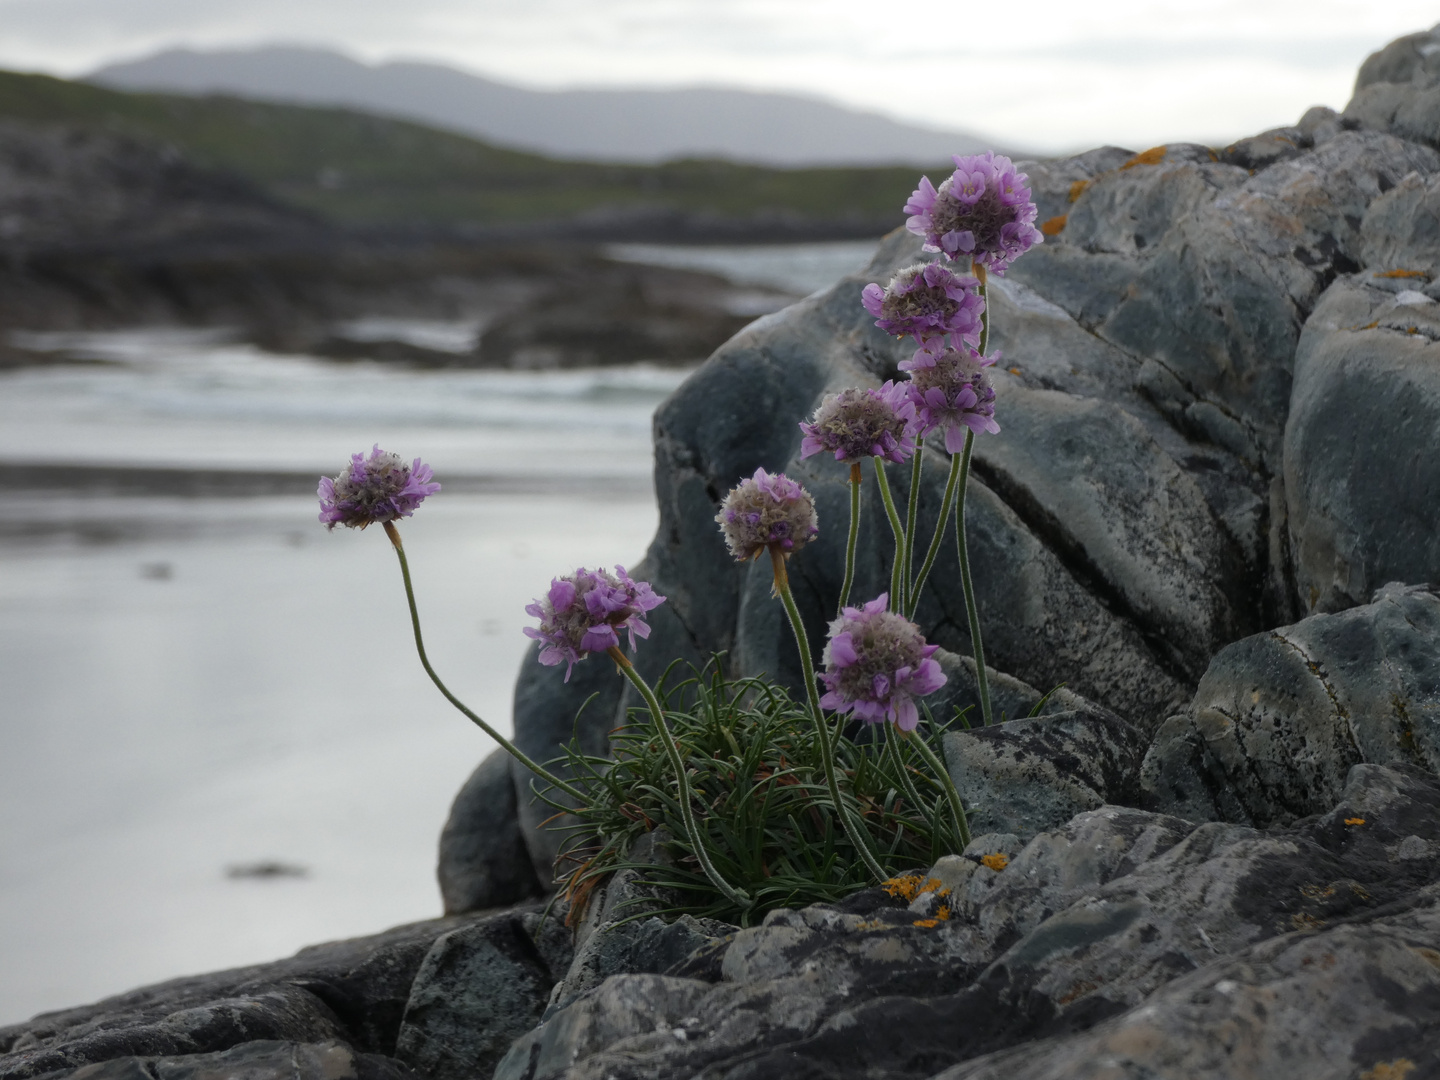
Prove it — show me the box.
[0,69,939,229]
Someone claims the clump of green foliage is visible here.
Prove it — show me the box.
[547,659,970,927]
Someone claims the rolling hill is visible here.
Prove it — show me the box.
[89,45,1004,167]
[0,67,943,233]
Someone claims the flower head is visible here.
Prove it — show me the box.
[861,262,984,345]
[715,467,819,561]
[799,382,918,465]
[904,153,1043,273]
[524,566,666,680]
[318,445,440,530]
[902,341,1000,453]
[819,594,947,731]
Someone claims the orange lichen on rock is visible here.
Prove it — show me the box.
[1068,179,1089,202]
[980,853,1009,872]
[1374,268,1430,279]
[1361,1060,1416,1080]
[883,874,924,901]
[1345,817,1366,825]
[1120,146,1167,170]
[912,918,940,928]
[1040,215,1068,236]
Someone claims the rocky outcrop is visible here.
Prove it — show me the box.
[482,763,1440,1080]
[467,48,1440,892]
[0,903,571,1080]
[1142,582,1440,827]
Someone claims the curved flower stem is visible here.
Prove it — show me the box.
[907,727,971,850]
[871,457,906,611]
[975,263,990,356]
[382,522,587,802]
[606,645,752,911]
[907,452,962,619]
[883,721,925,814]
[953,431,993,726]
[902,451,922,614]
[838,462,862,615]
[769,546,888,884]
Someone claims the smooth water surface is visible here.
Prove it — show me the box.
[0,240,876,1026]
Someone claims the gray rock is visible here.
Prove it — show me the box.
[548,829,735,1012]
[508,640,624,884]
[970,382,1243,680]
[1141,583,1440,827]
[479,763,1440,1079]
[392,911,571,1080]
[436,748,544,914]
[943,709,1146,838]
[0,906,542,1080]
[1284,273,1440,613]
[492,975,714,1080]
[27,1041,412,1080]
[1345,24,1440,151]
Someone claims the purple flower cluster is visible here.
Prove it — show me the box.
[904,153,1043,274]
[715,467,819,561]
[799,382,917,465]
[902,340,1000,452]
[525,566,666,680]
[861,263,983,345]
[819,594,946,731]
[318,445,441,530]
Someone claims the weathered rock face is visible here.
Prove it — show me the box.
[443,26,1440,908]
[1284,266,1440,615]
[482,764,1440,1080]
[1142,582,1440,828]
[0,904,565,1080]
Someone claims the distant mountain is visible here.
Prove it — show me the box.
[88,46,1008,167]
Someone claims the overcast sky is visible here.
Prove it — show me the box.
[1,0,1437,152]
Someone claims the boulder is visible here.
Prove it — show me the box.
[943,709,1146,839]
[1142,583,1440,826]
[392,911,571,1080]
[1284,270,1440,615]
[0,904,545,1080]
[436,748,544,914]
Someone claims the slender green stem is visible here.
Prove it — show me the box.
[382,522,587,802]
[883,721,925,815]
[908,728,971,850]
[954,432,993,726]
[907,452,962,619]
[976,264,990,357]
[770,547,888,883]
[608,646,752,910]
[902,451,922,614]
[871,457,906,611]
[838,462,862,614]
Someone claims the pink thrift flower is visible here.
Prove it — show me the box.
[318,445,440,530]
[715,467,819,561]
[905,152,1043,274]
[819,594,947,731]
[524,566,665,681]
[902,342,1000,453]
[799,382,918,465]
[861,262,983,345]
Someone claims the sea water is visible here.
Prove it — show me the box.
[0,238,879,1025]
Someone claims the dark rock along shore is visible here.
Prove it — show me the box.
[12,25,1440,1080]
